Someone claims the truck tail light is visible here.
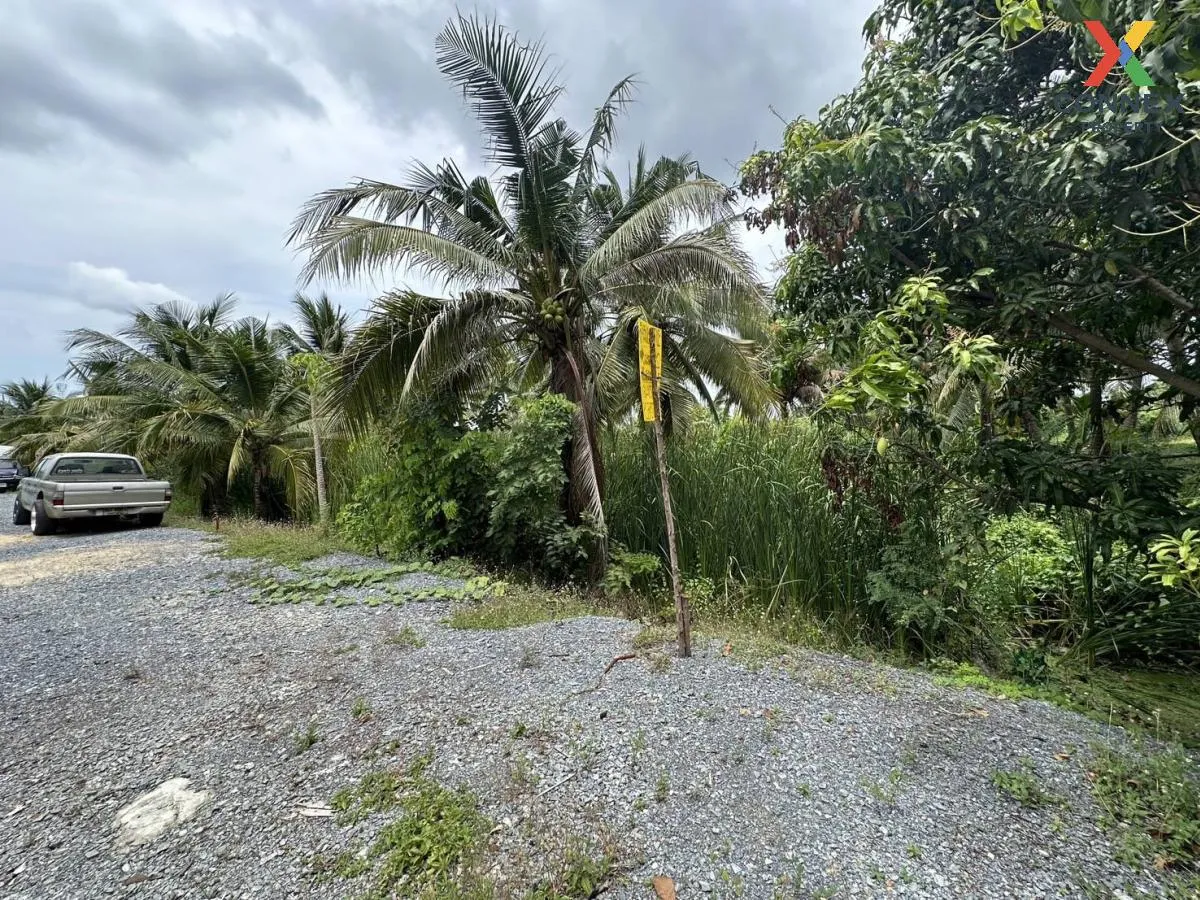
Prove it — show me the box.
[51,497,64,507]
[165,490,173,501]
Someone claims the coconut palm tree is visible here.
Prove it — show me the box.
[55,301,313,518]
[0,378,57,415]
[0,378,64,458]
[590,150,772,434]
[279,293,350,525]
[288,13,766,556]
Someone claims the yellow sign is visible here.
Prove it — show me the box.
[638,319,663,421]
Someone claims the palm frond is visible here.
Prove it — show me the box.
[435,13,563,171]
[295,216,512,288]
[583,179,735,282]
[574,76,639,194]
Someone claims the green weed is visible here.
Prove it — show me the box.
[384,625,426,649]
[327,755,616,899]
[351,697,373,723]
[861,768,905,805]
[989,761,1062,808]
[1090,744,1199,873]
[448,585,599,630]
[929,659,1050,702]
[293,721,321,755]
[331,768,404,825]
[310,849,370,883]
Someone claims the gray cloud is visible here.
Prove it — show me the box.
[266,0,873,180]
[256,0,465,133]
[0,0,877,384]
[0,0,323,158]
[0,41,174,156]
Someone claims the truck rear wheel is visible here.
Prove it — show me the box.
[30,500,55,535]
[12,498,30,526]
[139,512,164,527]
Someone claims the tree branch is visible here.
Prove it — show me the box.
[1044,241,1196,315]
[1045,312,1200,399]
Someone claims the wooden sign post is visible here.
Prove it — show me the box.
[639,320,691,657]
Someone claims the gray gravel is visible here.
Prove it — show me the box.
[0,518,1178,898]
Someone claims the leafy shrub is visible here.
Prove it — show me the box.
[336,395,591,580]
[866,520,975,657]
[1010,644,1050,685]
[486,394,573,555]
[487,394,594,580]
[974,513,1074,623]
[337,403,495,560]
[1147,529,1200,597]
[602,544,663,598]
[1070,538,1200,667]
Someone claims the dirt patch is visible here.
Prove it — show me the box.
[0,532,31,551]
[0,543,159,587]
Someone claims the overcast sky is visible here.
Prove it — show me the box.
[0,0,878,386]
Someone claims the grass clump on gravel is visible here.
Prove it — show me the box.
[366,788,488,900]
[384,625,426,649]
[326,755,616,899]
[1089,744,1200,875]
[292,721,322,755]
[447,585,600,630]
[989,761,1062,809]
[206,519,350,566]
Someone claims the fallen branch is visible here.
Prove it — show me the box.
[567,653,637,698]
[536,771,577,798]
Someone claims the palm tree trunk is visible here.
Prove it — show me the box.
[252,463,267,520]
[311,395,329,525]
[550,349,607,579]
[1123,375,1143,429]
[979,383,994,444]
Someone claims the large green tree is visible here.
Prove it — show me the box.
[289,14,768,550]
[742,0,1200,444]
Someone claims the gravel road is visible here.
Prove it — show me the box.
[0,519,1178,898]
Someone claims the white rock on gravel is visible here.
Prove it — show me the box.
[112,777,210,849]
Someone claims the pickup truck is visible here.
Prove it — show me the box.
[10,453,172,535]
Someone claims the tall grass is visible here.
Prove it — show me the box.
[325,427,394,517]
[605,419,901,635]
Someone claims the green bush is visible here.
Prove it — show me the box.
[337,394,589,581]
[337,403,494,560]
[488,394,599,581]
[865,518,979,658]
[602,544,664,598]
[974,513,1074,623]
[487,394,574,561]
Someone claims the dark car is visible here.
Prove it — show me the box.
[0,457,27,492]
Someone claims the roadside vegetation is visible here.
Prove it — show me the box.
[1,0,1198,841]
